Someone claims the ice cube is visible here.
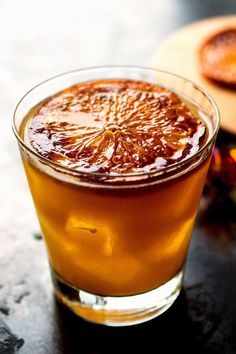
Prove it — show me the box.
[65,217,114,257]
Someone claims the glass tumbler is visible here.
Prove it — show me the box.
[13,66,219,326]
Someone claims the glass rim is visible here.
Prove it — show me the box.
[12,65,220,179]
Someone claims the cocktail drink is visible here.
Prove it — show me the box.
[13,67,219,326]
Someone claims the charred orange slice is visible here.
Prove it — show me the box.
[27,80,206,174]
[199,28,236,86]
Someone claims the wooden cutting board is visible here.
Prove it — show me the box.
[151,15,236,135]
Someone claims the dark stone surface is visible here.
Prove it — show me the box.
[0,0,236,353]
[0,317,24,354]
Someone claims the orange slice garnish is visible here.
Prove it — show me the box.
[27,80,206,174]
[199,28,236,86]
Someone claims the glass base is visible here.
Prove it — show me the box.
[51,267,183,326]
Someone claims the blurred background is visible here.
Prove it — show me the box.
[0,0,236,353]
[1,0,236,155]
[1,0,236,169]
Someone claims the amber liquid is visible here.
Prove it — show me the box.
[22,156,209,296]
[20,80,211,296]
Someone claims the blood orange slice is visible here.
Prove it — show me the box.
[27,80,206,174]
[199,28,236,86]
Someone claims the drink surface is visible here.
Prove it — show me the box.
[23,79,207,175]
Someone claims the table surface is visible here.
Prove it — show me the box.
[1,0,236,353]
